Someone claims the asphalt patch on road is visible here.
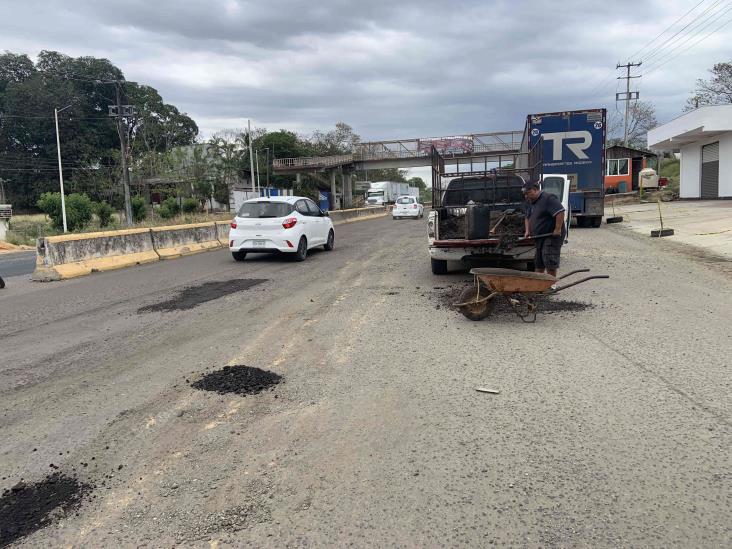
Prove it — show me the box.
[138,279,268,313]
[0,473,91,547]
[191,365,282,396]
[427,285,594,316]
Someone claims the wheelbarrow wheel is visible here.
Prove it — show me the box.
[456,285,494,321]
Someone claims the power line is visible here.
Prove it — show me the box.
[643,3,731,65]
[641,0,727,64]
[644,11,732,76]
[586,0,729,97]
[624,0,710,60]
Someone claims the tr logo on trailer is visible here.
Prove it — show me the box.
[541,131,593,161]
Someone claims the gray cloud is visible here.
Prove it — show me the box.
[1,0,730,144]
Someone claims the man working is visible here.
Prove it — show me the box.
[522,181,565,277]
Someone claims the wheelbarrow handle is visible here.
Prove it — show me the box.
[551,274,609,293]
[557,268,590,280]
[517,232,556,241]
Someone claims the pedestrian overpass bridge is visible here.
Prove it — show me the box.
[272,131,523,174]
[272,130,523,208]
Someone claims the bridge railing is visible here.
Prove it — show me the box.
[272,131,523,170]
[273,154,354,170]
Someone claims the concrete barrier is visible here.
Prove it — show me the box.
[33,228,158,281]
[329,206,388,225]
[150,222,220,259]
[31,208,390,281]
[215,221,232,246]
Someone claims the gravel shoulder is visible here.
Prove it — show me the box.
[1,217,730,547]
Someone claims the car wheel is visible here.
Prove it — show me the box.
[324,229,335,251]
[591,216,602,228]
[232,250,247,262]
[431,258,448,275]
[294,236,308,261]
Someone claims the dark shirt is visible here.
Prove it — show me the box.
[526,191,565,238]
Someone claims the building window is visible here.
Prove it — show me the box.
[607,158,629,176]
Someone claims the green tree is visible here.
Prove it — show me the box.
[309,122,360,155]
[408,176,426,190]
[686,61,732,110]
[0,50,197,210]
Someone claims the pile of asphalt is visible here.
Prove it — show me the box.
[138,279,267,313]
[427,284,593,315]
[191,366,282,396]
[0,473,91,546]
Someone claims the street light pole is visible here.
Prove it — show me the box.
[247,119,256,195]
[54,105,73,233]
[255,150,261,195]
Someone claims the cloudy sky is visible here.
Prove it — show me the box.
[2,0,731,146]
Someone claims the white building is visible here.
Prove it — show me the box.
[647,105,732,199]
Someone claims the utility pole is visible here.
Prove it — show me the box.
[255,150,261,194]
[54,103,75,233]
[110,82,134,226]
[616,61,642,147]
[247,119,256,195]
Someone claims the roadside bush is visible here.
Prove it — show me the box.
[37,192,62,226]
[131,196,147,223]
[37,191,93,232]
[94,201,114,228]
[181,197,198,214]
[162,197,180,216]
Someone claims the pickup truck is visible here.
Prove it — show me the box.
[427,173,570,274]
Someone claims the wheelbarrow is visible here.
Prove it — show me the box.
[454,268,609,323]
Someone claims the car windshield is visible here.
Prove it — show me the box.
[237,201,293,218]
[367,191,384,197]
[396,197,414,204]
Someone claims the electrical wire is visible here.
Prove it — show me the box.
[586,0,729,97]
[640,0,727,64]
[624,0,710,60]
[644,12,732,76]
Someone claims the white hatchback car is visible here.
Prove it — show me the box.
[228,196,335,262]
[392,195,424,219]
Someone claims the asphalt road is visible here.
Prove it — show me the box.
[1,217,730,547]
[0,250,35,279]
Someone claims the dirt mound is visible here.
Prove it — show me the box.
[138,279,267,313]
[0,473,91,546]
[192,365,282,396]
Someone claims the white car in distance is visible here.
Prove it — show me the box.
[392,195,424,219]
[228,196,335,262]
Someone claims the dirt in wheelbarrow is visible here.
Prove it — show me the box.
[426,285,594,316]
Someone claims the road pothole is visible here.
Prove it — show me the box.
[138,279,267,313]
[0,473,91,546]
[191,366,283,396]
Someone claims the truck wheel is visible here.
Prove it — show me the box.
[431,258,448,275]
[591,216,602,228]
[232,250,247,262]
